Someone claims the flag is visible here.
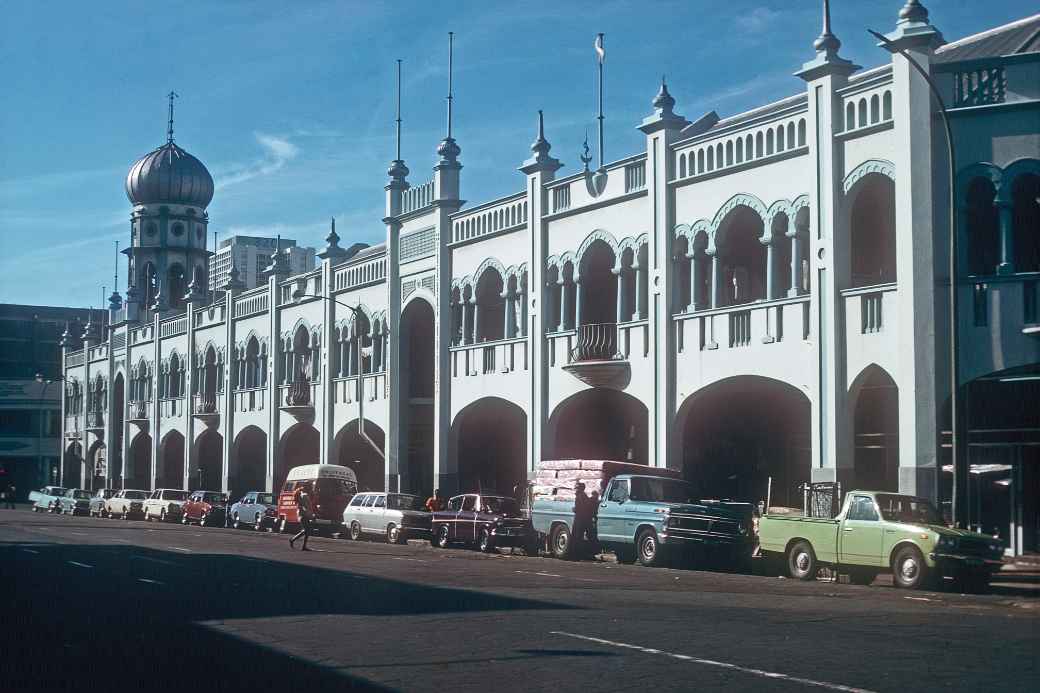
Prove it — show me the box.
[594,34,605,64]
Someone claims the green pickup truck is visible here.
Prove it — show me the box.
[758,490,1004,590]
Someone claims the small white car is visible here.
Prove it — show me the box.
[343,492,431,544]
[143,489,189,522]
[105,489,149,519]
[30,486,67,512]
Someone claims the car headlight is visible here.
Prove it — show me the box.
[936,535,957,549]
[738,522,750,535]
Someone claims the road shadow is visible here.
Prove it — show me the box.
[1,541,574,690]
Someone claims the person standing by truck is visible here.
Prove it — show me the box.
[289,483,314,551]
[572,482,595,557]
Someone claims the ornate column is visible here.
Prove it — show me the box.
[997,201,1015,275]
[635,263,645,319]
[688,251,700,311]
[764,236,776,300]
[709,252,721,308]
[574,277,583,328]
[787,215,805,296]
[502,290,514,338]
[470,297,479,343]
[614,268,625,324]
[556,279,567,331]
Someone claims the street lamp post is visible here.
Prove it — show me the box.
[869,29,962,526]
[35,373,65,487]
[290,287,386,466]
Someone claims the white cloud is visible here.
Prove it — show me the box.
[214,132,300,190]
[737,7,781,34]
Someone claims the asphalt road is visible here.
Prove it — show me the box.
[3,508,1037,693]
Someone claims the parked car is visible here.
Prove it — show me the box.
[431,493,535,553]
[89,489,118,518]
[758,490,1005,591]
[106,489,149,519]
[276,464,358,534]
[530,465,754,568]
[182,490,228,527]
[228,491,278,530]
[343,492,431,544]
[56,489,92,515]
[143,489,189,522]
[30,486,67,513]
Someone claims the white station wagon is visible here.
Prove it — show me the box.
[143,489,189,522]
[342,492,431,544]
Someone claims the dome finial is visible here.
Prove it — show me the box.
[899,0,929,25]
[167,90,179,144]
[813,0,841,55]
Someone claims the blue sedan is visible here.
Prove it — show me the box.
[228,492,278,530]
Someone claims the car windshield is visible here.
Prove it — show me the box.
[257,493,274,505]
[50,487,67,496]
[629,478,694,504]
[388,494,424,511]
[72,490,91,499]
[875,495,943,525]
[315,478,357,499]
[481,497,520,515]
[162,490,188,501]
[123,490,148,500]
[203,492,226,504]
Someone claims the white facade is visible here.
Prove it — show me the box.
[61,5,1040,554]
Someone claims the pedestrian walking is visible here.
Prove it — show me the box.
[5,484,16,510]
[425,488,445,513]
[289,483,314,551]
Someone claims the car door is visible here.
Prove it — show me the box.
[597,480,629,542]
[840,495,886,567]
[372,494,387,532]
[357,495,375,532]
[459,495,479,544]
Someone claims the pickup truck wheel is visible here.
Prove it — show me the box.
[435,524,451,549]
[636,529,665,567]
[478,528,495,553]
[232,512,241,530]
[787,541,817,581]
[892,546,929,590]
[550,524,572,560]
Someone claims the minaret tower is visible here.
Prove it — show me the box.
[123,92,215,319]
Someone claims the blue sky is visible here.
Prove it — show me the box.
[1,0,1034,307]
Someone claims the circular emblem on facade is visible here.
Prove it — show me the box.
[817,247,825,260]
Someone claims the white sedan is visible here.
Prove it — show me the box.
[105,489,149,519]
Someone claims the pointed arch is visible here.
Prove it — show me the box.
[843,159,895,195]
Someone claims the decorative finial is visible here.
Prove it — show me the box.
[395,59,403,162]
[813,0,841,55]
[167,90,179,144]
[594,32,605,171]
[580,128,592,172]
[899,0,929,24]
[520,109,561,174]
[652,77,676,114]
[222,262,246,292]
[436,32,461,165]
[318,217,348,261]
[388,59,410,183]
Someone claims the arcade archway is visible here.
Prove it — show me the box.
[399,298,435,496]
[547,388,648,464]
[335,420,385,492]
[851,365,899,492]
[88,441,106,491]
[451,398,527,496]
[677,376,810,506]
[231,426,267,497]
[63,441,83,489]
[276,423,319,492]
[155,431,181,489]
[193,429,223,491]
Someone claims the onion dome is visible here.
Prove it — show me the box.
[125,141,214,208]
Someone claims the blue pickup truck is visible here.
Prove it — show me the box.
[530,472,754,568]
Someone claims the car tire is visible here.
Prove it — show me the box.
[160,509,167,523]
[349,521,363,541]
[200,512,209,528]
[787,541,817,581]
[636,528,665,567]
[892,546,929,590]
[123,509,130,520]
[550,524,572,560]
[435,523,450,549]
[182,513,190,525]
[32,505,39,513]
[386,524,403,545]
[847,568,878,586]
[478,528,495,554]
[255,513,264,531]
[278,517,288,534]
[232,512,241,530]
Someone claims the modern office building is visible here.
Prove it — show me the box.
[208,236,317,293]
[60,4,1040,554]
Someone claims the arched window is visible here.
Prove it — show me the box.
[736,137,744,164]
[776,125,785,152]
[846,102,856,130]
[870,94,880,124]
[717,207,767,306]
[577,239,618,327]
[745,134,753,159]
[797,119,806,146]
[142,262,157,308]
[1012,173,1040,273]
[755,132,764,158]
[168,264,186,310]
[679,154,687,178]
[858,99,868,128]
[474,266,505,342]
[168,354,182,397]
[849,174,897,287]
[882,91,892,120]
[766,129,774,155]
[291,326,311,383]
[716,143,724,168]
[725,141,733,166]
[787,122,796,147]
[707,147,715,171]
[965,177,999,276]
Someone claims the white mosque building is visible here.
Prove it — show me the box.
[60,2,1040,554]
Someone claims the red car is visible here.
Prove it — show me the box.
[276,464,358,534]
[181,490,228,527]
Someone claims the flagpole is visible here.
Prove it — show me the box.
[597,33,604,171]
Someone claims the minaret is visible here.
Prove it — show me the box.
[384,59,409,493]
[316,217,349,262]
[520,110,562,475]
[263,236,291,282]
[796,0,858,490]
